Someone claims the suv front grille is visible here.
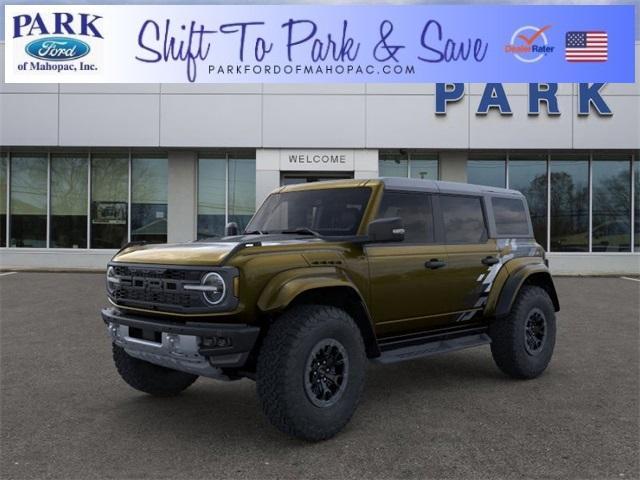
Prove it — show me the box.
[112,265,201,282]
[114,286,194,308]
[108,264,238,314]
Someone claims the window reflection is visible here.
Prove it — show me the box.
[441,195,488,244]
[468,154,506,188]
[508,155,548,249]
[0,155,6,247]
[197,156,226,239]
[410,155,438,180]
[50,155,88,248]
[592,155,631,252]
[549,156,589,252]
[228,156,256,233]
[10,155,47,247]
[91,155,128,249]
[492,197,530,236]
[131,157,168,244]
[378,191,434,243]
[379,151,408,177]
[379,151,438,180]
[197,153,257,239]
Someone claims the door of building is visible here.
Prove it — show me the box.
[281,172,353,186]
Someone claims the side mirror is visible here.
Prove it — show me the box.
[367,217,405,243]
[225,222,239,237]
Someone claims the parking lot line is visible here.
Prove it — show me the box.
[0,272,18,277]
[620,276,640,282]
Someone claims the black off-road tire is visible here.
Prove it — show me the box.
[112,344,198,396]
[489,285,556,379]
[256,304,367,441]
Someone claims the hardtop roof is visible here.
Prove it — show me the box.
[277,177,524,198]
[380,177,524,197]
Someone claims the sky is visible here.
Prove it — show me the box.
[1,0,638,41]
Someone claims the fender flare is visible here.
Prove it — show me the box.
[494,263,560,318]
[257,267,380,357]
[258,267,364,313]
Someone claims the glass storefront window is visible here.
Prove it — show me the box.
[549,155,589,252]
[198,155,226,239]
[591,154,632,252]
[0,154,6,247]
[410,154,438,180]
[508,154,548,249]
[379,151,439,180]
[228,156,256,232]
[379,151,408,177]
[91,154,128,249]
[131,156,168,244]
[50,155,88,248]
[198,153,257,239]
[2,149,637,259]
[468,154,506,188]
[10,155,47,247]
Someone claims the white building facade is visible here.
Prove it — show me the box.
[1,42,639,274]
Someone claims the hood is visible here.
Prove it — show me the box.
[112,234,326,266]
[113,241,239,265]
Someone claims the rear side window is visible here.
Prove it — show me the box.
[492,197,530,236]
[440,195,487,244]
[377,191,434,243]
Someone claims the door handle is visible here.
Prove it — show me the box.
[425,259,447,269]
[481,256,500,266]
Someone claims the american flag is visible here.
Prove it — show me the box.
[565,31,608,62]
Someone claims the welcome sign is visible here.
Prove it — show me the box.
[3,4,636,83]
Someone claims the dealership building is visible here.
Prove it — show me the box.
[0,41,638,274]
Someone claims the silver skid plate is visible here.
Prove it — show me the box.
[108,323,229,380]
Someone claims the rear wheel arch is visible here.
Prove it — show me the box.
[495,266,560,317]
[522,272,560,312]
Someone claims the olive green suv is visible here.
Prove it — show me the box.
[102,178,559,441]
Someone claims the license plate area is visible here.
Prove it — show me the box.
[128,327,162,344]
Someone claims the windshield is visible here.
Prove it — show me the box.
[245,187,372,237]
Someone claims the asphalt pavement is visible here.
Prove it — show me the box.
[0,273,638,480]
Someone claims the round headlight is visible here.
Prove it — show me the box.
[106,266,118,295]
[201,272,226,305]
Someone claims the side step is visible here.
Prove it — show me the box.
[373,332,491,365]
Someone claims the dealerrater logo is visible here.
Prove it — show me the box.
[12,12,103,72]
[505,25,554,63]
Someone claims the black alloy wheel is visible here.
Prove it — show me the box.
[304,339,349,407]
[524,307,547,355]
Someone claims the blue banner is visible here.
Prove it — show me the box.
[4,4,636,83]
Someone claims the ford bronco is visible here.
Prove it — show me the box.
[102,178,559,441]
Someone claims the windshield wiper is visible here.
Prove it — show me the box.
[244,230,267,235]
[280,227,323,238]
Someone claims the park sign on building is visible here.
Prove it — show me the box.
[436,83,613,116]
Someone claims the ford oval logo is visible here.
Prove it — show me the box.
[25,37,90,62]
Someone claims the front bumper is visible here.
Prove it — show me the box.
[102,307,260,379]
